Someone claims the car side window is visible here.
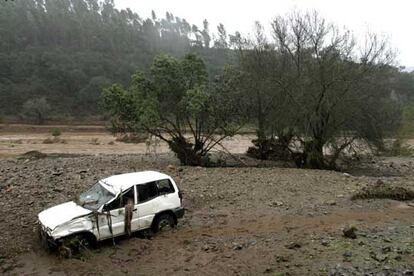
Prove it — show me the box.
[157,179,175,195]
[137,182,158,203]
[104,187,135,211]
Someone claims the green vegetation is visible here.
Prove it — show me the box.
[51,128,62,137]
[399,101,414,138]
[0,0,232,118]
[103,54,244,165]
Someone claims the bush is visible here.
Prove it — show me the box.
[51,128,62,137]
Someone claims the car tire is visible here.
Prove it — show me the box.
[152,213,175,233]
[60,234,93,258]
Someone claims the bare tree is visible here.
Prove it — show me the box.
[269,11,398,169]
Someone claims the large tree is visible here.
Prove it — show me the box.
[271,11,399,169]
[102,53,244,165]
[235,12,400,169]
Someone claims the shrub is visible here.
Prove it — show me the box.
[51,128,62,137]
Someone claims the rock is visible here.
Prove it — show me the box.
[53,187,63,192]
[343,225,357,239]
[167,165,176,171]
[321,240,329,246]
[275,255,290,263]
[382,246,391,253]
[343,173,351,178]
[326,200,336,206]
[269,201,284,207]
[383,238,392,243]
[52,171,63,176]
[264,267,274,273]
[286,242,301,249]
[343,251,352,258]
[371,252,388,262]
[403,270,413,275]
[232,243,243,250]
[376,179,384,185]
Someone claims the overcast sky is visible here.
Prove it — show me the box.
[115,0,413,68]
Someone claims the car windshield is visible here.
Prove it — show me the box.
[78,182,114,210]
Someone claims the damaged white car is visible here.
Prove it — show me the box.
[38,171,184,252]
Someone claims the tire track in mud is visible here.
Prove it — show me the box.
[157,203,413,244]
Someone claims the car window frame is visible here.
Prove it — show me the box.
[156,178,175,195]
[103,186,136,211]
[136,181,159,204]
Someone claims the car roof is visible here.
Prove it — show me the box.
[99,171,171,194]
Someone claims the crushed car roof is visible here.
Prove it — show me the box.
[99,171,170,193]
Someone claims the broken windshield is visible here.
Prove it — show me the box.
[78,182,114,210]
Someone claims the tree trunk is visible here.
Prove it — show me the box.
[168,137,206,166]
[303,140,326,169]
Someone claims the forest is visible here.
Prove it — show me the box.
[0,0,232,117]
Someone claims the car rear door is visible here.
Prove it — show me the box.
[131,182,159,230]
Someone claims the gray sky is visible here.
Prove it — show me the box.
[115,0,413,68]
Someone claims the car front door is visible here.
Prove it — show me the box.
[97,187,135,240]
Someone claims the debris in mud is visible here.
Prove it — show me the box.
[19,150,47,159]
[285,242,302,249]
[342,225,357,239]
[269,200,284,207]
[1,154,414,275]
[352,182,414,201]
[370,251,388,262]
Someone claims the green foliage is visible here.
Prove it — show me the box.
[398,101,414,138]
[103,53,244,165]
[0,0,233,118]
[51,128,61,137]
[21,97,51,124]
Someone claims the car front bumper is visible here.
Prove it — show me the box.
[38,222,57,248]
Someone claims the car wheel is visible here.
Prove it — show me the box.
[153,213,175,233]
[60,234,92,258]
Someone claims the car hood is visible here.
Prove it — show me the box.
[38,201,92,230]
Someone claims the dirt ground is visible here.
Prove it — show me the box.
[0,124,255,157]
[0,125,413,275]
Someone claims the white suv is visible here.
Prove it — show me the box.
[38,171,184,251]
